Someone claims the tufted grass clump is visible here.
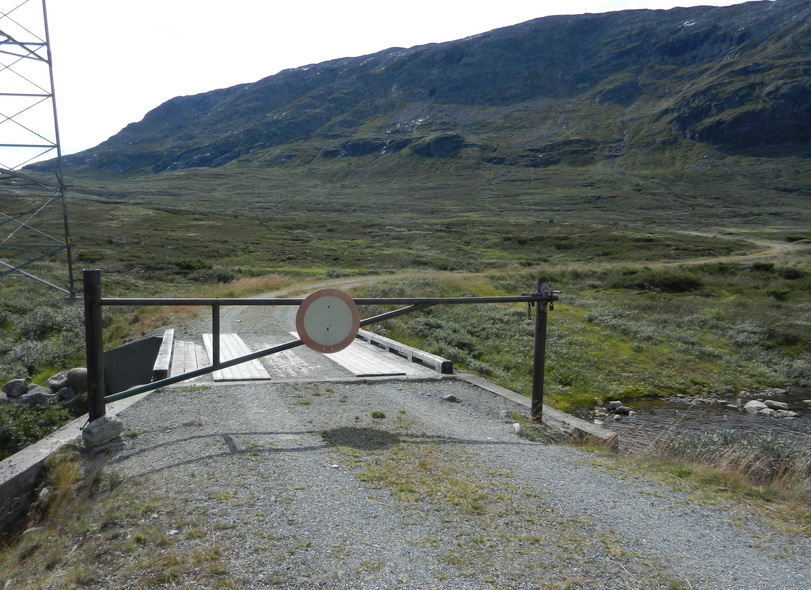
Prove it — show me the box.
[654,430,811,486]
[642,430,811,526]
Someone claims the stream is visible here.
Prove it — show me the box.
[578,388,811,454]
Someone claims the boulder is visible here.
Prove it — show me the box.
[2,378,27,399]
[66,368,88,394]
[614,406,633,415]
[56,387,75,401]
[608,400,623,411]
[764,400,789,411]
[82,415,124,449]
[20,390,55,407]
[0,391,7,405]
[27,384,52,395]
[774,410,800,418]
[744,400,768,413]
[47,371,69,393]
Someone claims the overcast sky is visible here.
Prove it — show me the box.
[6,1,751,160]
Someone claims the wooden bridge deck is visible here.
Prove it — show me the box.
[202,333,272,381]
[171,332,444,381]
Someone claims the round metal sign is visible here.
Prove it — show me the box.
[295,289,360,353]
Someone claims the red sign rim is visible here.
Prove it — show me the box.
[295,289,360,353]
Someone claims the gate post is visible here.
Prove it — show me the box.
[531,278,550,420]
[84,269,106,422]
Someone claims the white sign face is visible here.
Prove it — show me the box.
[295,289,360,353]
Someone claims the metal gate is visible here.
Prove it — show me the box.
[83,270,559,422]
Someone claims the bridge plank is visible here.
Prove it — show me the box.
[202,333,271,381]
[291,332,436,377]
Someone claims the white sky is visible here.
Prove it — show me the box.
[7,1,751,158]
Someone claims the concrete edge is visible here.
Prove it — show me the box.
[0,391,152,534]
[454,372,619,451]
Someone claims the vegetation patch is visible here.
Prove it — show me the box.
[0,447,237,589]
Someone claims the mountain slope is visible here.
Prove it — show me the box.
[63,0,810,177]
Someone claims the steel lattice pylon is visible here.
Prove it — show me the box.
[0,0,75,297]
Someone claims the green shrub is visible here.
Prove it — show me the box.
[779,266,803,280]
[0,403,73,461]
[612,270,703,293]
[175,259,213,271]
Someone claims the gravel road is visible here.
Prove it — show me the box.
[88,288,811,589]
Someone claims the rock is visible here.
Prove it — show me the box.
[66,368,88,394]
[614,406,633,415]
[82,415,124,450]
[764,400,789,410]
[442,394,458,403]
[2,378,27,399]
[512,423,522,435]
[774,410,800,418]
[47,371,69,393]
[744,400,768,413]
[766,388,789,396]
[758,408,776,417]
[613,414,623,422]
[37,487,52,504]
[410,134,465,158]
[0,391,7,405]
[56,387,75,401]
[804,400,811,406]
[19,391,55,407]
[27,384,51,395]
[608,400,623,411]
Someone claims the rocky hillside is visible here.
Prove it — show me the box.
[62,0,809,177]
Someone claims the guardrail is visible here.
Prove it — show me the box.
[355,328,453,374]
[83,270,559,422]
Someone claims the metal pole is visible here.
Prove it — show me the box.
[42,0,75,297]
[83,269,106,422]
[212,304,220,366]
[531,278,549,420]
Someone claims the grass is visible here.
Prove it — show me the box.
[352,263,811,410]
[566,434,811,536]
[643,430,811,527]
[0,445,238,589]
